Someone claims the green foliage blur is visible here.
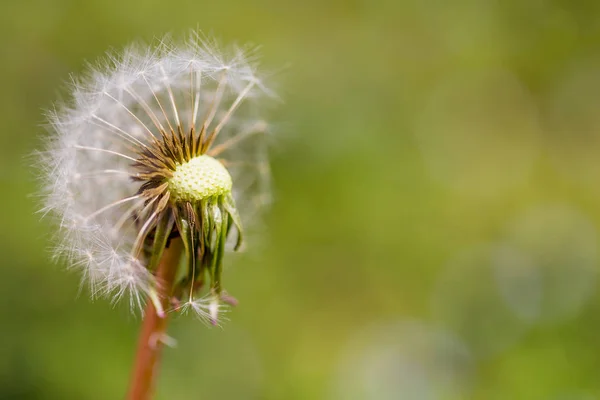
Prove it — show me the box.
[3,0,600,399]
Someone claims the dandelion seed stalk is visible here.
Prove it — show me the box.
[127,239,182,400]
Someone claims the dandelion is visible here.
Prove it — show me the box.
[38,31,275,399]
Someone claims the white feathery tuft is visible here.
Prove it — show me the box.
[176,294,230,326]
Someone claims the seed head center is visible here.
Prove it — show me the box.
[168,155,232,202]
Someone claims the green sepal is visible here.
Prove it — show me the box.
[200,199,212,247]
[205,202,220,293]
[209,201,229,295]
[147,210,175,272]
[174,203,201,301]
[223,193,244,251]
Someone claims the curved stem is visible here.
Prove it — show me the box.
[127,239,183,400]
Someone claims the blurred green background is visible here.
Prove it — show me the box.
[3,0,600,399]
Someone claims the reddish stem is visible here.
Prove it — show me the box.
[126,239,183,400]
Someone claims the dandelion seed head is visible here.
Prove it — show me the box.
[39,30,275,315]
